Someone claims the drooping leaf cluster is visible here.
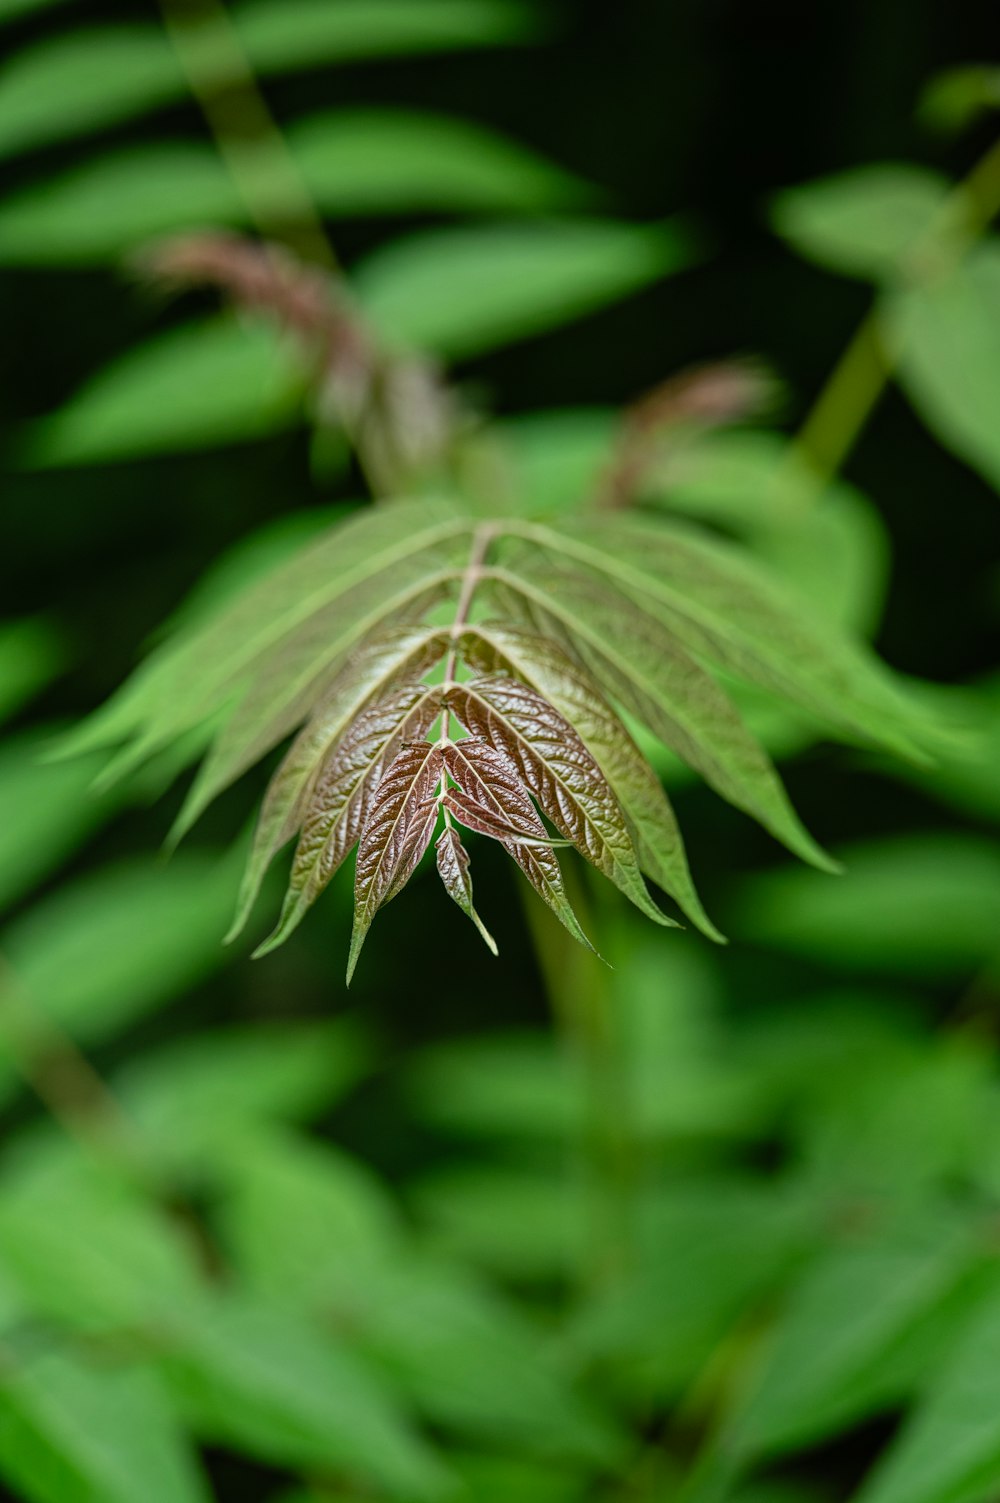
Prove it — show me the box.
[66,494,932,976]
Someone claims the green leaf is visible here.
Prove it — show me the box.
[0,617,68,725]
[0,726,122,915]
[22,317,307,468]
[918,66,1000,136]
[488,563,836,871]
[113,1018,371,1165]
[60,496,470,768]
[532,512,929,762]
[409,1163,584,1281]
[0,113,590,266]
[0,1162,202,1330]
[736,1221,976,1457]
[0,1,538,159]
[568,1181,814,1405]
[164,1295,451,1500]
[855,1279,1000,1503]
[729,833,1000,978]
[770,165,950,281]
[354,218,698,357]
[0,1354,209,1503]
[888,242,1000,496]
[656,428,891,636]
[0,853,241,1100]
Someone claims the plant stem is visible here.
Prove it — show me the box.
[520,872,635,1288]
[790,129,1000,494]
[158,0,336,268]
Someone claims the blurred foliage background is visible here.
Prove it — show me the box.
[2,2,1000,1502]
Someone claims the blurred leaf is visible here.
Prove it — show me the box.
[113,1018,372,1166]
[441,1452,590,1503]
[660,429,891,635]
[217,1130,622,1464]
[354,218,698,357]
[497,407,618,515]
[22,317,307,468]
[0,1354,209,1503]
[410,1164,584,1281]
[770,165,950,280]
[217,1128,404,1305]
[406,1030,584,1142]
[883,672,1000,825]
[0,617,68,725]
[1,852,241,1092]
[164,1295,451,1500]
[568,1181,814,1405]
[0,1162,202,1330]
[0,726,122,914]
[0,1,538,159]
[0,0,74,23]
[0,113,590,266]
[736,1220,976,1456]
[919,66,1000,135]
[729,833,1000,978]
[291,109,590,215]
[888,242,1000,495]
[855,1278,1000,1503]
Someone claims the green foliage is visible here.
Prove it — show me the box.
[2,8,1000,1503]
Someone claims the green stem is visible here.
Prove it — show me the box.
[159,0,336,268]
[520,871,635,1288]
[790,129,1000,494]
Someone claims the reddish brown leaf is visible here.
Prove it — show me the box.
[348,740,446,981]
[435,822,498,955]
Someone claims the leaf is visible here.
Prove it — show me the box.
[770,165,951,281]
[354,217,698,357]
[459,622,722,939]
[259,681,444,956]
[0,853,241,1104]
[230,627,448,939]
[919,66,1000,135]
[113,1018,371,1165]
[348,739,445,980]
[0,1,537,159]
[729,833,1000,979]
[59,495,470,767]
[0,1354,209,1503]
[854,1278,1000,1503]
[435,823,499,954]
[887,242,1000,496]
[487,564,836,871]
[0,617,68,725]
[22,317,307,469]
[0,726,123,915]
[171,568,454,845]
[527,513,930,762]
[736,1222,976,1457]
[0,113,590,266]
[440,735,592,950]
[164,1295,451,1501]
[291,108,590,216]
[448,674,669,925]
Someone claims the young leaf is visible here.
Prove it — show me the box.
[435,822,498,954]
[59,496,471,768]
[230,626,448,939]
[442,736,592,950]
[256,682,444,956]
[486,566,837,872]
[525,514,931,762]
[447,675,671,926]
[348,740,446,980]
[170,562,455,844]
[459,622,723,940]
